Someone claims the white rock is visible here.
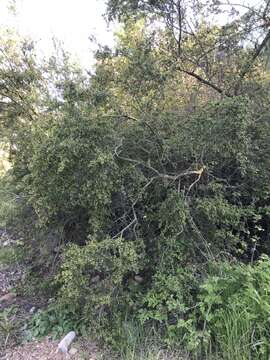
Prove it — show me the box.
[29,306,36,314]
[69,347,78,355]
[57,331,76,353]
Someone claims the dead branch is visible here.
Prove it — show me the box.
[187,166,205,192]
[115,141,205,181]
[112,176,157,239]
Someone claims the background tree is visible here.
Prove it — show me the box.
[106,0,270,96]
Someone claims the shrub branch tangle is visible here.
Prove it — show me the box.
[0,0,270,358]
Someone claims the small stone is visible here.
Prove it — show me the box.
[134,275,143,283]
[0,292,16,303]
[29,306,36,314]
[69,347,78,355]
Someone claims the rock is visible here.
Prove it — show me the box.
[57,331,76,353]
[134,275,143,283]
[0,292,16,303]
[29,306,36,314]
[69,347,78,355]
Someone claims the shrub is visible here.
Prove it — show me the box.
[139,267,201,351]
[25,113,117,238]
[12,95,270,356]
[56,236,145,336]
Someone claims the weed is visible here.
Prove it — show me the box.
[0,305,19,349]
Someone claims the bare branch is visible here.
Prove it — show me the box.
[187,166,205,192]
[112,176,157,239]
[179,67,230,96]
[115,143,205,181]
[234,29,270,93]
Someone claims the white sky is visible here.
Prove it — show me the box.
[0,0,116,68]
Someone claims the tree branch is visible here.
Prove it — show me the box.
[235,29,270,93]
[179,68,230,96]
[114,140,205,181]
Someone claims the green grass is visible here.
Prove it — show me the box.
[118,346,188,360]
[0,174,22,228]
[108,320,189,360]
[213,307,253,360]
[0,305,19,350]
[0,246,21,266]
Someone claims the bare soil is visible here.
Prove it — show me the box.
[3,338,98,360]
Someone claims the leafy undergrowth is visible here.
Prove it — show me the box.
[0,231,188,360]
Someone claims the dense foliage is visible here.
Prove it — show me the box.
[1,1,270,358]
